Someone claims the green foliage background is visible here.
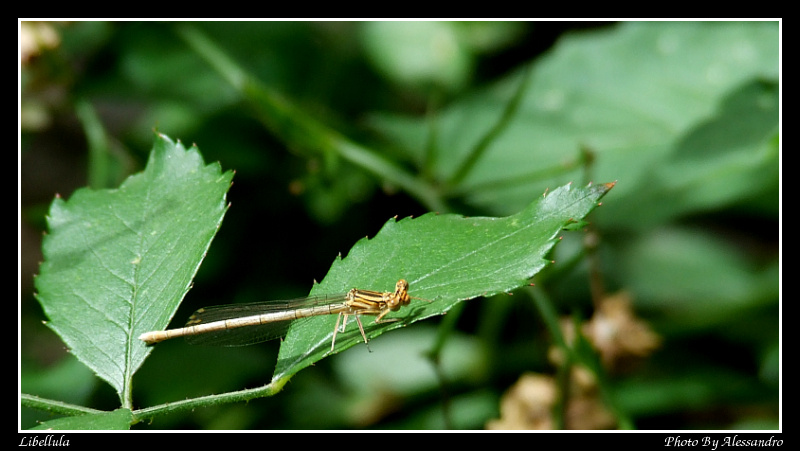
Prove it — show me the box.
[20,21,779,430]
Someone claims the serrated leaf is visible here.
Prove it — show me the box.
[35,133,233,404]
[273,181,614,381]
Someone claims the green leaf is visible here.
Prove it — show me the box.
[361,21,472,91]
[602,78,778,227]
[614,227,779,330]
[28,408,133,431]
[34,133,233,406]
[367,22,778,219]
[273,181,614,381]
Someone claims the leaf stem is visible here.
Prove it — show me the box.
[447,64,532,187]
[132,376,290,422]
[23,376,290,425]
[21,393,105,417]
[75,99,112,190]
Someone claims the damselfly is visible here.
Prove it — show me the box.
[138,279,429,351]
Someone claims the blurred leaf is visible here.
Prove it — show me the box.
[613,227,778,330]
[616,366,773,419]
[21,354,97,407]
[273,181,615,381]
[367,21,778,220]
[35,133,233,405]
[454,21,528,54]
[600,78,778,226]
[387,390,499,429]
[176,23,445,212]
[287,325,484,428]
[20,355,99,430]
[361,21,472,91]
[333,325,485,425]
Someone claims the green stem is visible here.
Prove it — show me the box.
[334,138,446,212]
[423,301,464,430]
[23,376,291,425]
[133,376,289,422]
[75,99,112,190]
[447,64,531,187]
